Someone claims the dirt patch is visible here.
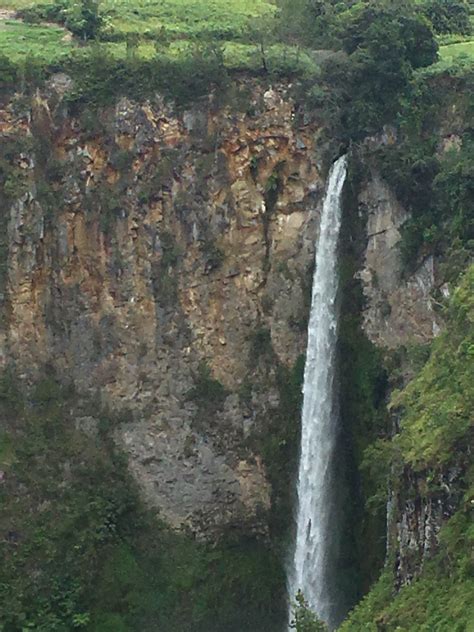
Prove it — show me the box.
[0,9,16,20]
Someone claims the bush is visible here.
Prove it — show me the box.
[65,43,228,108]
[187,361,228,430]
[290,591,328,631]
[20,0,103,40]
[423,0,472,35]
[0,54,17,91]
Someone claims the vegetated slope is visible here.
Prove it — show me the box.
[0,374,285,631]
[340,266,474,632]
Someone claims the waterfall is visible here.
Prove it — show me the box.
[288,155,347,630]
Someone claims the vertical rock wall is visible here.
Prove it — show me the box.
[0,80,324,537]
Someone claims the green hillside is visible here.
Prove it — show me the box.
[341,266,474,632]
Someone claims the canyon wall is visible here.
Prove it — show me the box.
[0,79,324,538]
[0,77,462,587]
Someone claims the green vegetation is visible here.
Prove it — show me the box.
[341,266,474,631]
[372,69,474,271]
[0,0,472,112]
[0,20,72,64]
[277,0,472,46]
[290,591,328,632]
[293,2,440,141]
[391,266,473,471]
[99,0,275,42]
[0,1,473,631]
[340,507,474,631]
[439,37,474,62]
[62,44,230,107]
[0,0,316,100]
[422,0,472,35]
[187,361,228,431]
[276,0,474,143]
[0,0,49,7]
[20,0,103,40]
[0,369,285,631]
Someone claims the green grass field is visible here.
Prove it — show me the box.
[0,0,275,41]
[0,19,73,62]
[0,0,45,8]
[0,0,286,72]
[419,37,474,76]
[439,38,474,61]
[0,0,472,82]
[100,0,275,40]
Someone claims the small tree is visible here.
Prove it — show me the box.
[247,14,278,73]
[0,54,17,91]
[63,0,103,41]
[78,0,102,40]
[423,0,472,35]
[290,591,328,632]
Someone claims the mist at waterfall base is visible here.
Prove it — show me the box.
[288,156,348,631]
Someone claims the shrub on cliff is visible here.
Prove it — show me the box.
[65,42,228,107]
[290,591,328,631]
[0,54,17,91]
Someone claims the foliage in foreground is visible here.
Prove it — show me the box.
[290,591,328,632]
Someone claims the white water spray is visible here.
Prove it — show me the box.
[288,155,347,630]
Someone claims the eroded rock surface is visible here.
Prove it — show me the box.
[358,175,440,348]
[0,81,324,536]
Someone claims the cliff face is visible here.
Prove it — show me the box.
[0,74,466,592]
[356,158,469,591]
[356,175,448,590]
[0,79,325,538]
[358,174,441,349]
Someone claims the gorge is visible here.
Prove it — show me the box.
[0,1,473,630]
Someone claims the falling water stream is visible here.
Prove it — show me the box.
[288,155,348,630]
